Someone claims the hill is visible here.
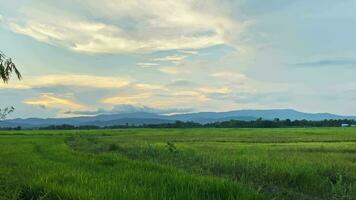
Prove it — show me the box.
[1,109,355,128]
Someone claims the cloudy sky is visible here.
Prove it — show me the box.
[1,0,356,118]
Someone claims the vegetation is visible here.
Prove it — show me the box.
[0,106,15,120]
[140,119,356,128]
[0,128,355,199]
[0,51,21,120]
[4,118,354,130]
[0,52,21,83]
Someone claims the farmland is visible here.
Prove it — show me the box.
[0,128,355,200]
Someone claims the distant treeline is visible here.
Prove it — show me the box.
[1,118,356,130]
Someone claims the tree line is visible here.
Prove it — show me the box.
[1,118,355,130]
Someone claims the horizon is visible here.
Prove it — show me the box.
[1,0,356,118]
[5,108,356,121]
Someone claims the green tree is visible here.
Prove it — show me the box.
[0,52,21,119]
[0,52,22,83]
[0,106,14,120]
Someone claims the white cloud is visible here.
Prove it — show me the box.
[35,74,130,88]
[102,93,153,105]
[134,83,164,90]
[159,67,190,75]
[24,93,85,110]
[154,55,187,63]
[210,71,247,82]
[178,50,199,55]
[65,104,193,116]
[102,92,208,108]
[137,62,160,67]
[0,74,131,89]
[101,82,238,110]
[198,86,232,95]
[6,0,241,54]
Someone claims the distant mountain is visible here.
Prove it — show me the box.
[1,109,355,128]
[172,109,356,122]
[78,118,174,127]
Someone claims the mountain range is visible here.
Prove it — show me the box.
[1,109,355,128]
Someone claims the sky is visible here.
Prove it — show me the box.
[0,0,356,118]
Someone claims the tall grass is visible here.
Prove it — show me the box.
[0,128,355,199]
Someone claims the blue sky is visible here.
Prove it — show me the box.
[0,0,356,118]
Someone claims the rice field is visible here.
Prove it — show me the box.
[0,128,355,200]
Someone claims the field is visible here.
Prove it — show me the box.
[0,128,355,200]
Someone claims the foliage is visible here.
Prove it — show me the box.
[0,52,22,83]
[166,141,178,153]
[0,106,14,120]
[0,51,21,120]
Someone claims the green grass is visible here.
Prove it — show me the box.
[0,128,355,200]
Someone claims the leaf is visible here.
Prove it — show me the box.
[0,52,22,83]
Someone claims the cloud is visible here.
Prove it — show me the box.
[159,67,190,75]
[136,62,160,67]
[6,0,241,54]
[134,83,165,90]
[198,86,232,95]
[64,104,193,116]
[154,55,187,63]
[0,74,130,90]
[294,59,356,67]
[101,92,153,105]
[167,80,197,88]
[178,50,199,55]
[24,93,85,110]
[158,67,179,75]
[101,84,231,109]
[210,71,247,81]
[14,72,286,117]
